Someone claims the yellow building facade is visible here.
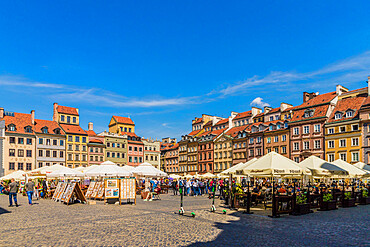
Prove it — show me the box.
[108,116,135,134]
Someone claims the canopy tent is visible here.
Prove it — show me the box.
[354,162,370,172]
[0,170,26,181]
[183,174,194,179]
[84,161,132,177]
[27,164,67,176]
[298,156,348,177]
[242,151,305,177]
[132,162,168,177]
[222,158,258,175]
[169,174,181,179]
[198,172,216,178]
[332,159,370,178]
[47,166,84,178]
[74,165,99,173]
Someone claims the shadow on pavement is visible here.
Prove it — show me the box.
[0,206,11,215]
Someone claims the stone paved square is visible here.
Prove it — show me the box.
[0,193,369,246]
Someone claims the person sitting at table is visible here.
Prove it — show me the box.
[278,185,287,195]
[251,186,262,206]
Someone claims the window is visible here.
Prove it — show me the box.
[328,154,335,162]
[75,145,80,151]
[314,140,321,149]
[18,163,23,170]
[139,147,143,152]
[129,146,132,151]
[293,142,299,151]
[68,144,73,151]
[339,139,346,147]
[60,140,64,146]
[276,124,281,130]
[27,138,32,145]
[75,136,80,142]
[18,138,24,144]
[257,137,262,143]
[25,126,32,133]
[139,157,143,163]
[282,135,286,142]
[282,146,287,154]
[314,124,321,133]
[328,128,334,134]
[60,151,64,158]
[351,124,359,131]
[75,154,80,161]
[112,143,116,148]
[42,127,48,134]
[269,116,274,121]
[73,117,76,123]
[346,111,353,118]
[303,141,309,150]
[53,151,57,157]
[26,163,32,170]
[274,147,279,153]
[67,116,71,123]
[107,152,110,157]
[39,150,43,157]
[8,124,16,131]
[46,139,51,145]
[9,149,15,157]
[340,153,347,161]
[335,113,342,120]
[294,157,299,163]
[82,137,87,143]
[9,162,15,170]
[274,136,279,143]
[53,140,57,145]
[9,137,15,144]
[249,138,254,144]
[352,152,359,162]
[352,138,359,146]
[303,126,310,134]
[61,115,65,122]
[18,149,24,157]
[46,150,50,157]
[267,148,271,153]
[90,155,94,161]
[117,143,120,148]
[26,150,32,157]
[68,154,73,161]
[112,153,116,158]
[328,140,335,148]
[68,136,73,142]
[293,127,299,135]
[82,155,86,161]
[82,145,86,152]
[129,157,132,162]
[339,126,346,133]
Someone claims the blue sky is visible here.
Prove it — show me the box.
[1,1,370,140]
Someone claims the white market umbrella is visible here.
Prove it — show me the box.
[243,152,304,177]
[333,159,370,178]
[47,166,84,178]
[133,162,167,177]
[169,174,181,179]
[354,162,370,172]
[27,164,66,176]
[299,156,348,177]
[74,165,98,173]
[199,172,216,178]
[222,158,258,175]
[85,160,132,177]
[0,170,26,181]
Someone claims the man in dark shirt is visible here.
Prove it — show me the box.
[25,179,35,205]
[8,179,19,207]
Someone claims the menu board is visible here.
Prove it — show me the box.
[85,181,96,199]
[120,178,136,200]
[105,179,119,199]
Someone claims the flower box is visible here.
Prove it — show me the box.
[359,197,370,205]
[293,203,311,215]
[319,200,337,211]
[342,198,356,207]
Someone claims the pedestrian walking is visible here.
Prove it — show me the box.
[42,179,48,198]
[8,178,19,207]
[25,179,35,205]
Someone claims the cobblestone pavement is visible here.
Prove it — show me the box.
[0,193,369,246]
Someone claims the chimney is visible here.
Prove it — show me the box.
[0,108,4,118]
[280,102,293,112]
[303,92,317,103]
[53,103,58,122]
[88,122,93,131]
[31,110,35,125]
[264,106,272,113]
[368,76,370,96]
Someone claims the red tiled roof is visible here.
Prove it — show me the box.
[113,116,135,125]
[128,140,143,145]
[188,129,202,136]
[342,87,367,95]
[59,123,87,135]
[203,120,213,127]
[225,125,249,137]
[214,118,229,126]
[234,110,252,120]
[34,119,65,135]
[193,118,202,124]
[297,91,336,109]
[267,107,280,114]
[328,96,366,123]
[1,112,34,135]
[263,120,288,133]
[254,112,265,118]
[57,105,79,116]
[292,105,330,122]
[361,96,370,107]
[86,130,97,136]
[122,132,138,137]
[89,138,104,144]
[161,143,179,151]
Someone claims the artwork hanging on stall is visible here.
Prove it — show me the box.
[60,183,70,202]
[107,179,117,188]
[52,182,63,201]
[85,181,96,199]
[104,179,119,199]
[63,183,76,204]
[91,181,101,198]
[96,182,105,199]
[120,178,136,205]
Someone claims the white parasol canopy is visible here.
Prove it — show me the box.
[242,152,304,177]
[354,162,370,172]
[74,165,98,173]
[223,158,258,175]
[47,166,84,178]
[169,174,181,179]
[27,164,66,176]
[132,162,167,177]
[299,156,348,177]
[332,159,370,178]
[0,170,26,181]
[199,172,216,178]
[84,160,132,177]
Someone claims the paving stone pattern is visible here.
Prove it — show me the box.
[0,194,369,246]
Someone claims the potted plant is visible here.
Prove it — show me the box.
[359,190,370,205]
[293,193,311,215]
[319,193,337,211]
[342,192,356,207]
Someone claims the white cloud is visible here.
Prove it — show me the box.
[250,97,270,108]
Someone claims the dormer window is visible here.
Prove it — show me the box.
[346,111,353,118]
[276,124,281,130]
[54,128,61,134]
[269,116,274,121]
[269,125,273,131]
[259,126,264,131]
[304,109,314,118]
[335,113,342,120]
[24,126,32,133]
[8,124,16,131]
[41,127,48,134]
